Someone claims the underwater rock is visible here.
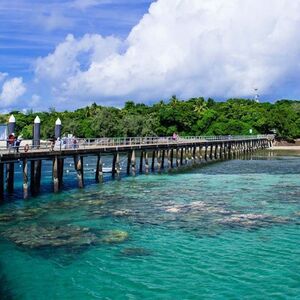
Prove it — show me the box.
[46,198,106,211]
[1,224,98,249]
[112,209,133,217]
[120,247,152,257]
[82,199,105,206]
[165,207,181,213]
[163,201,228,215]
[217,213,290,228]
[47,201,80,210]
[99,230,129,244]
[0,208,45,224]
[0,213,14,223]
[15,208,44,220]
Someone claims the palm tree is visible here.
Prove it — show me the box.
[193,98,207,115]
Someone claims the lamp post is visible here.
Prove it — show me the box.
[33,116,41,148]
[55,118,62,139]
[8,115,16,136]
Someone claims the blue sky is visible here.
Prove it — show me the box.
[0,0,152,79]
[0,0,300,111]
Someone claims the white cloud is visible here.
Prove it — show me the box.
[0,72,8,82]
[35,0,300,105]
[36,34,121,83]
[0,77,26,107]
[38,10,73,31]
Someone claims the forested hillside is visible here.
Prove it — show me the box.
[1,97,299,140]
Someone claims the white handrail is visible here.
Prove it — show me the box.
[0,134,274,153]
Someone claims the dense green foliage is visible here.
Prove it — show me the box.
[1,97,300,140]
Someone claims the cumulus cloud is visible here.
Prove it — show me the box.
[35,0,300,105]
[36,34,121,82]
[0,77,26,107]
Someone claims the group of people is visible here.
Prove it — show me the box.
[51,136,78,151]
[7,133,22,153]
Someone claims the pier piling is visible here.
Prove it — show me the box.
[74,155,84,188]
[0,135,273,200]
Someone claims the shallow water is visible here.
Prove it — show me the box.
[0,152,300,299]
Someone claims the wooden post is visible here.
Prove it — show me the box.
[194,146,199,163]
[58,159,63,189]
[112,153,117,179]
[53,156,59,193]
[209,145,213,160]
[36,160,42,192]
[233,142,237,157]
[30,160,42,195]
[167,149,172,170]
[145,152,149,174]
[157,150,162,173]
[219,143,225,159]
[180,148,184,165]
[127,152,131,175]
[214,144,218,159]
[95,154,103,183]
[151,150,155,171]
[0,163,4,201]
[6,163,14,194]
[139,151,144,173]
[161,150,165,169]
[184,147,188,165]
[197,146,202,162]
[30,161,35,194]
[131,150,136,176]
[74,155,84,188]
[192,146,196,164]
[170,149,174,168]
[205,145,208,161]
[176,148,180,167]
[116,153,121,179]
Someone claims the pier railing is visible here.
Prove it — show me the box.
[0,134,274,153]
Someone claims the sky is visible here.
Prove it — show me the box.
[0,0,300,111]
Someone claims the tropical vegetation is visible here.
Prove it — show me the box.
[1,97,300,140]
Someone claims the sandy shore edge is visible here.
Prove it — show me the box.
[269,146,300,150]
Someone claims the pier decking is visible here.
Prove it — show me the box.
[0,135,273,200]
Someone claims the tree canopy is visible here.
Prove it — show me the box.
[2,98,300,140]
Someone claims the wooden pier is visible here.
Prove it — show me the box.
[0,135,273,200]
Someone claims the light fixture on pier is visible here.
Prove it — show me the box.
[34,116,41,124]
[9,115,15,123]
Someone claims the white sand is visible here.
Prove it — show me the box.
[270,146,300,150]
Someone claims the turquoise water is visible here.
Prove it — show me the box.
[0,153,300,299]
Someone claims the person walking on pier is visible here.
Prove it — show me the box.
[7,133,15,152]
[14,135,22,153]
[72,136,78,149]
[54,137,62,150]
[172,132,178,141]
